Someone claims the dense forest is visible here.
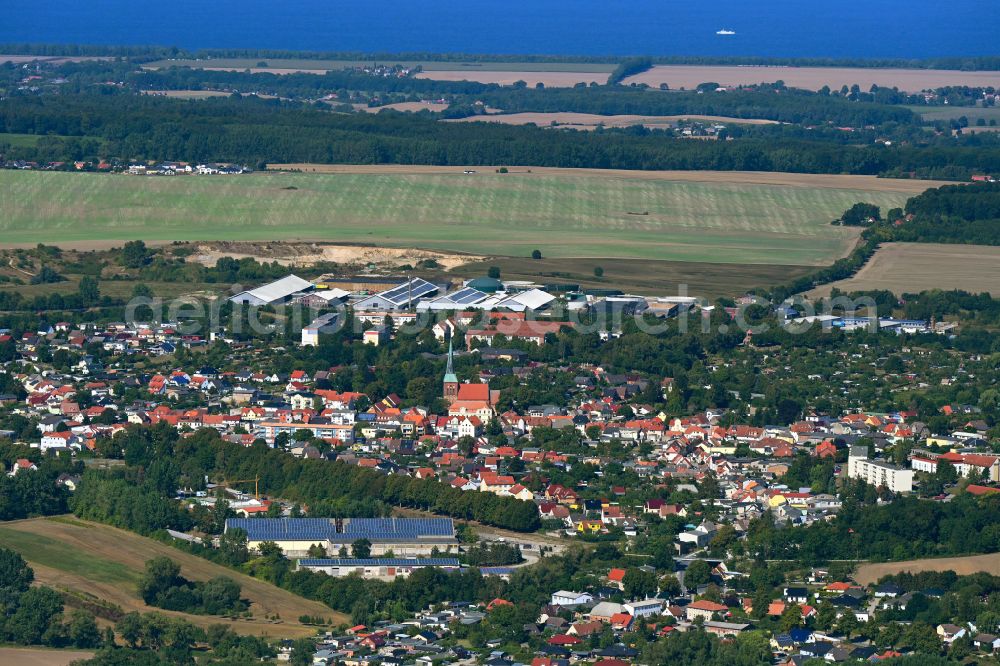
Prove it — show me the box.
[448,85,919,126]
[897,181,1000,244]
[4,93,1000,178]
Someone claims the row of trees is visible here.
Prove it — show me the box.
[71,424,541,532]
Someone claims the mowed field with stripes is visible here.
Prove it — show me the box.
[0,168,925,265]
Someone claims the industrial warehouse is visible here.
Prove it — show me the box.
[296,557,462,580]
[224,517,459,557]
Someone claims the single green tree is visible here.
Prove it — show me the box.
[351,538,372,559]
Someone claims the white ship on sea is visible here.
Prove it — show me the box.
[716,29,736,35]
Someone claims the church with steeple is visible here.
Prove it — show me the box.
[442,338,495,422]
[442,339,459,404]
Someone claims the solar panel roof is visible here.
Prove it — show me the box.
[380,278,438,305]
[446,287,489,305]
[225,517,456,542]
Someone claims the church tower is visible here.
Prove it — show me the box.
[443,339,459,404]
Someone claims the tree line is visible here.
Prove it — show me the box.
[6,43,1000,70]
[72,424,541,532]
[746,490,1000,564]
[7,93,1000,178]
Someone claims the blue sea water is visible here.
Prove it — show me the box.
[2,0,997,59]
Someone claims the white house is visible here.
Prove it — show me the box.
[679,522,718,547]
[551,591,594,606]
[40,431,79,451]
[624,599,664,618]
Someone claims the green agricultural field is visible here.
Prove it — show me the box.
[0,169,915,265]
[904,105,1000,123]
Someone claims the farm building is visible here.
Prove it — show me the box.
[229,274,314,306]
[296,557,461,580]
[225,517,459,557]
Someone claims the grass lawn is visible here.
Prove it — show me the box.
[0,170,915,266]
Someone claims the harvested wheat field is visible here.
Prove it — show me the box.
[0,517,343,637]
[446,112,779,129]
[620,65,1000,92]
[809,243,1000,297]
[359,101,450,113]
[142,90,234,99]
[412,64,1000,91]
[855,552,1000,586]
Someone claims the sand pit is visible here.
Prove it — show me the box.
[190,241,482,271]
